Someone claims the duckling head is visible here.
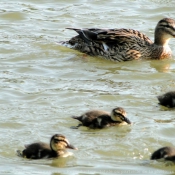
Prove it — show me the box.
[50,134,77,156]
[111,107,131,125]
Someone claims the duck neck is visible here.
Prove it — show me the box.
[154,29,170,47]
[110,113,122,123]
[56,150,73,157]
[152,29,172,59]
[56,149,66,156]
[154,37,170,47]
[110,113,116,121]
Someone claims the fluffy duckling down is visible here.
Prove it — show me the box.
[17,134,77,159]
[72,107,131,129]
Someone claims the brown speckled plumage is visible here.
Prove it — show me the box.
[61,18,175,62]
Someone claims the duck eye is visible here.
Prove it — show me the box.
[159,24,175,31]
[118,115,124,121]
[119,116,123,120]
[54,139,59,143]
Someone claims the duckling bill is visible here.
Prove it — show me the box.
[60,18,175,62]
[157,91,175,108]
[72,107,131,129]
[151,146,175,161]
[17,134,77,159]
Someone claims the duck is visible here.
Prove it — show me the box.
[151,146,175,161]
[157,91,175,108]
[60,18,175,62]
[17,134,77,159]
[71,107,131,129]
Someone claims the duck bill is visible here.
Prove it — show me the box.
[124,117,131,124]
[66,143,78,150]
[64,138,78,150]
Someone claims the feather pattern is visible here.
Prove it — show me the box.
[61,18,175,62]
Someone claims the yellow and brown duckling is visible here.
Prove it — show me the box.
[72,107,131,129]
[151,146,175,161]
[60,18,175,62]
[17,134,77,159]
[157,91,175,108]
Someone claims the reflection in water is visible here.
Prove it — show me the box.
[50,156,75,168]
[154,119,175,123]
[149,60,171,73]
[150,160,175,173]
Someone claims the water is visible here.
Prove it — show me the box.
[0,0,175,174]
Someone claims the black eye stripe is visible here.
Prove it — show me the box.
[115,113,125,120]
[54,139,59,143]
[159,24,175,31]
[54,138,67,145]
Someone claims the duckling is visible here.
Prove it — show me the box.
[60,18,175,62]
[157,91,175,108]
[72,107,131,129]
[17,134,77,159]
[151,146,175,161]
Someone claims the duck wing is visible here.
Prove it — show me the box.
[71,110,110,127]
[66,28,153,61]
[91,114,112,128]
[22,142,54,159]
[66,28,153,45]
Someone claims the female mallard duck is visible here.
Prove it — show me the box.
[17,134,77,159]
[72,107,131,129]
[157,91,175,108]
[61,18,175,62]
[151,146,175,161]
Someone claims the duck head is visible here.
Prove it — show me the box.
[111,107,131,125]
[50,134,77,156]
[155,18,175,46]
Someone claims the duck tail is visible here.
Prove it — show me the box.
[71,115,84,122]
[71,116,80,120]
[66,28,97,44]
[16,150,23,157]
[66,27,81,32]
[157,95,162,103]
